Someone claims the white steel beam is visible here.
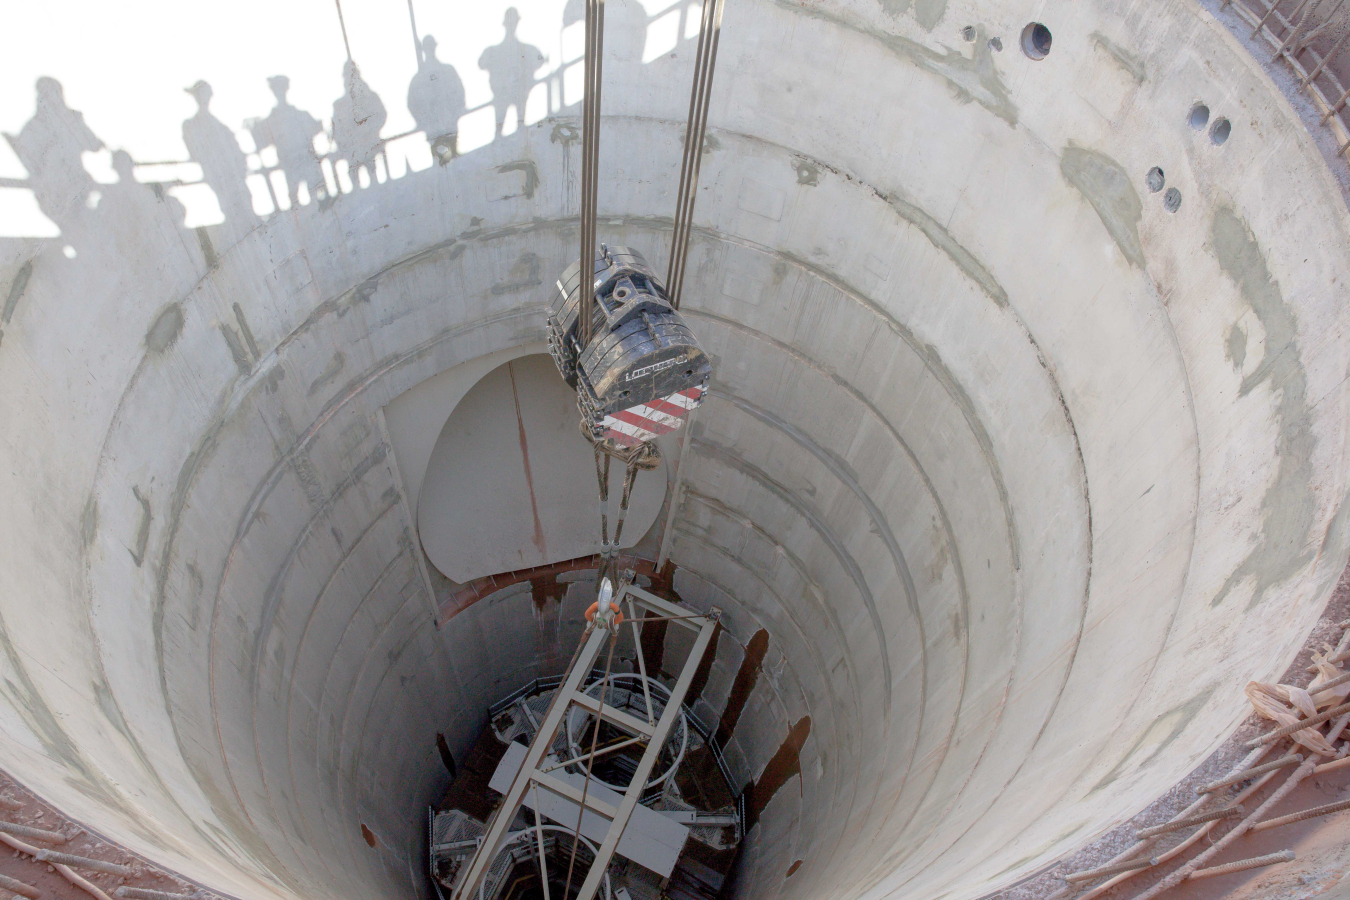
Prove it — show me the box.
[571,608,717,900]
[451,625,611,900]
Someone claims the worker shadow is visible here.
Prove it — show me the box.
[477,7,548,139]
[183,80,259,230]
[408,35,467,164]
[3,78,105,255]
[332,61,388,190]
[0,0,697,338]
[249,75,328,208]
[1,79,201,298]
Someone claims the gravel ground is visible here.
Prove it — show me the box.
[984,564,1350,900]
[0,768,217,900]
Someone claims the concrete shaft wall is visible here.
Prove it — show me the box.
[0,1,1348,900]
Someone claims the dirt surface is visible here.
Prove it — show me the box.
[0,768,210,900]
[985,563,1350,900]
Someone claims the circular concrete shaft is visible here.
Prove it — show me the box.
[0,2,1347,900]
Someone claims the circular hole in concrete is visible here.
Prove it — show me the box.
[1211,117,1232,145]
[1021,23,1052,59]
[1146,167,1165,193]
[988,36,1003,52]
[1189,103,1210,130]
[1163,187,1182,213]
[961,25,976,42]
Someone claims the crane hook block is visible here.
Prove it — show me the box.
[547,245,712,449]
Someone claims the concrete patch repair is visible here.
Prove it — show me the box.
[1060,143,1145,267]
[1209,206,1316,611]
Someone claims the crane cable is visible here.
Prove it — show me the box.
[578,0,605,349]
[594,441,656,586]
[666,0,726,309]
[541,0,724,892]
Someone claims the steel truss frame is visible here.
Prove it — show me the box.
[450,585,718,900]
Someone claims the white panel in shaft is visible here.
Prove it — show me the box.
[417,355,666,581]
[489,741,689,877]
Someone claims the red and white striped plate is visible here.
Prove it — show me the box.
[601,386,704,447]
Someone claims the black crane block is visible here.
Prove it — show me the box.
[547,245,711,448]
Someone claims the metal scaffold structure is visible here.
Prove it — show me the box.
[448,578,720,900]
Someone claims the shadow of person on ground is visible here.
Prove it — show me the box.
[408,36,466,165]
[4,78,104,245]
[183,80,257,228]
[478,8,546,138]
[251,75,327,208]
[332,61,387,189]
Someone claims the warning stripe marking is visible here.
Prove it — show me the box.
[600,386,705,446]
[642,396,691,420]
[610,408,678,435]
[626,403,684,430]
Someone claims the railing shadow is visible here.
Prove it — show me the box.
[0,0,698,304]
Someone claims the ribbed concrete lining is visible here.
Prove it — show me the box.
[0,2,1349,900]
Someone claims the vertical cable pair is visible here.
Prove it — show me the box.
[578,0,606,348]
[666,0,726,309]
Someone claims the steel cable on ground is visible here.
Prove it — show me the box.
[562,633,618,900]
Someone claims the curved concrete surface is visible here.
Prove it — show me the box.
[0,1,1348,900]
[414,353,667,581]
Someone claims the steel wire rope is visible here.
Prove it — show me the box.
[561,632,618,900]
[666,0,713,296]
[667,0,716,300]
[595,447,611,552]
[578,0,605,348]
[667,0,726,308]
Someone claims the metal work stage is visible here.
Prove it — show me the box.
[446,583,720,900]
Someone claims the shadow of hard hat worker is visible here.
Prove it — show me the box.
[332,61,387,188]
[183,80,257,227]
[104,150,185,230]
[251,75,326,206]
[407,36,465,164]
[4,77,104,237]
[98,150,193,288]
[478,8,546,138]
